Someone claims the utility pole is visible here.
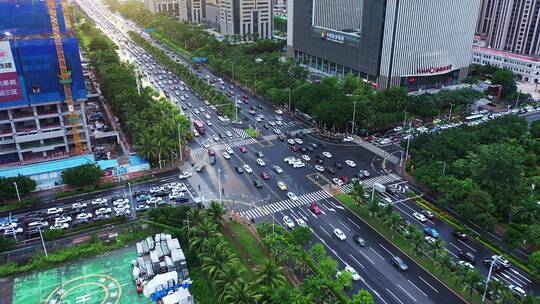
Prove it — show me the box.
[351,101,357,135]
[9,213,17,243]
[481,257,499,303]
[218,168,222,204]
[128,182,135,219]
[177,124,183,163]
[405,121,412,162]
[515,90,521,107]
[38,226,48,257]
[403,112,407,129]
[13,182,20,202]
[288,87,291,111]
[448,103,453,122]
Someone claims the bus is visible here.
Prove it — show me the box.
[193,120,205,135]
[465,114,484,122]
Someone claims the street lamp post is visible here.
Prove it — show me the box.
[351,101,357,135]
[404,121,412,162]
[448,103,453,122]
[38,226,48,257]
[13,182,20,202]
[481,257,499,303]
[288,87,291,111]
[177,124,183,163]
[218,168,222,204]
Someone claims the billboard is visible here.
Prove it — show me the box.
[0,41,22,103]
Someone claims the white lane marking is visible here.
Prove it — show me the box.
[370,247,386,261]
[337,219,351,231]
[397,283,418,302]
[408,280,428,298]
[378,243,393,255]
[319,226,332,238]
[347,217,361,230]
[511,269,532,283]
[418,276,439,293]
[348,253,366,269]
[444,248,458,258]
[386,288,405,304]
[448,242,462,252]
[500,273,524,288]
[457,239,476,252]
[359,250,376,265]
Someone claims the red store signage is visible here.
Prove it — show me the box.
[416,65,453,75]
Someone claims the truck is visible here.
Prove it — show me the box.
[373,183,386,193]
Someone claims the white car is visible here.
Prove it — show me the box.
[147,197,163,205]
[292,161,305,168]
[4,227,23,236]
[287,139,296,145]
[275,109,283,115]
[287,192,298,201]
[136,205,150,212]
[243,164,253,173]
[283,216,295,229]
[169,192,185,200]
[457,260,475,269]
[275,120,283,126]
[51,223,69,230]
[269,121,276,126]
[359,170,370,177]
[345,160,356,167]
[343,136,354,142]
[424,236,436,245]
[206,120,213,126]
[334,228,346,240]
[204,114,211,119]
[54,216,72,224]
[213,136,220,142]
[113,198,129,206]
[332,178,344,186]
[95,207,112,215]
[274,129,282,135]
[273,165,283,174]
[76,213,93,221]
[0,222,17,230]
[338,266,361,281]
[294,138,304,145]
[91,198,108,206]
[412,212,427,223]
[296,218,307,228]
[322,152,332,158]
[277,181,287,191]
[256,158,266,167]
[301,155,311,162]
[149,186,164,193]
[179,172,192,179]
[115,209,130,216]
[72,202,88,209]
[226,147,234,154]
[223,152,231,159]
[314,165,325,172]
[47,207,63,215]
[226,131,233,138]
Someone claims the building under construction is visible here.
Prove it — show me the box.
[0,0,90,167]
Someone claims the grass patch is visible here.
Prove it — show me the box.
[0,198,38,213]
[227,221,267,267]
[222,226,257,281]
[188,265,220,304]
[56,182,115,199]
[244,128,257,138]
[336,194,484,304]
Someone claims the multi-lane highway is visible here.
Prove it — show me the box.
[3,0,535,302]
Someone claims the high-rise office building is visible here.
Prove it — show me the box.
[220,0,273,40]
[476,0,540,55]
[288,0,480,90]
[0,0,90,167]
[145,0,184,18]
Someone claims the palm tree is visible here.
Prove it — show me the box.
[498,286,515,304]
[222,280,261,304]
[367,197,381,219]
[208,201,227,226]
[255,259,286,290]
[189,219,219,251]
[408,226,425,254]
[350,181,366,206]
[384,212,402,233]
[463,269,482,297]
[435,251,454,275]
[215,261,245,301]
[134,130,158,163]
[427,238,446,259]
[202,249,238,280]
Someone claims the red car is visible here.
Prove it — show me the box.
[242,98,249,104]
[208,150,216,156]
[309,203,321,214]
[242,94,249,100]
[290,145,298,152]
[239,146,247,153]
[340,176,349,183]
[260,172,270,180]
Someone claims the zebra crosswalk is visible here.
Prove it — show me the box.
[262,134,278,141]
[191,138,258,155]
[340,173,402,193]
[239,189,332,220]
[352,137,400,164]
[232,128,252,139]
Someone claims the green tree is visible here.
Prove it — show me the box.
[531,120,540,138]
[502,228,524,250]
[0,175,36,200]
[255,259,286,290]
[290,226,313,249]
[222,280,261,304]
[491,68,517,99]
[351,289,375,304]
[0,234,15,252]
[350,180,367,207]
[207,201,226,226]
[529,251,540,272]
[61,164,103,188]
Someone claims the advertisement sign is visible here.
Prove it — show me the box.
[321,31,345,44]
[192,57,208,63]
[416,65,453,75]
[0,41,22,102]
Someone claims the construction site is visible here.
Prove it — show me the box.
[0,0,149,190]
